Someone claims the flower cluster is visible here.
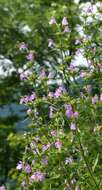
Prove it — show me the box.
[15,10,102,190]
[20,92,36,104]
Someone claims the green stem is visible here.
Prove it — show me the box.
[76,130,100,190]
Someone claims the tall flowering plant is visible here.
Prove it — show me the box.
[12,4,102,190]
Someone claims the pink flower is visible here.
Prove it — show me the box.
[100,94,102,102]
[30,172,45,182]
[48,92,54,98]
[54,86,65,98]
[70,122,76,130]
[20,72,28,81]
[26,52,34,61]
[50,130,57,136]
[80,71,86,78]
[92,95,98,104]
[68,64,76,71]
[20,96,28,104]
[55,140,62,150]
[20,92,36,104]
[49,17,57,25]
[48,39,55,48]
[0,186,5,190]
[19,42,28,50]
[54,89,62,98]
[73,111,79,118]
[62,17,68,26]
[24,95,29,103]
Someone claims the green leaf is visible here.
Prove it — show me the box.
[92,153,99,172]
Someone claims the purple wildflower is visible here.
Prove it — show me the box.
[75,39,81,45]
[65,104,73,118]
[50,130,57,136]
[71,178,76,185]
[20,97,25,104]
[92,95,98,104]
[65,157,73,165]
[26,52,34,61]
[30,171,45,182]
[20,72,28,81]
[70,122,76,130]
[24,164,32,174]
[32,160,35,165]
[85,85,92,93]
[39,69,46,79]
[49,16,57,25]
[48,92,54,98]
[48,39,55,48]
[64,26,71,33]
[80,71,86,78]
[62,17,68,26]
[68,64,76,71]
[73,111,79,118]
[20,96,29,104]
[83,5,93,14]
[99,64,102,72]
[75,187,81,190]
[55,140,62,150]
[30,141,36,149]
[21,181,26,190]
[100,94,102,102]
[42,143,51,152]
[49,106,54,118]
[41,159,48,165]
[64,104,72,110]
[54,86,65,98]
[29,92,36,102]
[87,60,92,66]
[24,95,29,103]
[19,42,28,50]
[65,109,73,118]
[35,137,40,142]
[16,161,23,170]
[27,108,32,115]
[0,186,5,190]
[54,88,62,98]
